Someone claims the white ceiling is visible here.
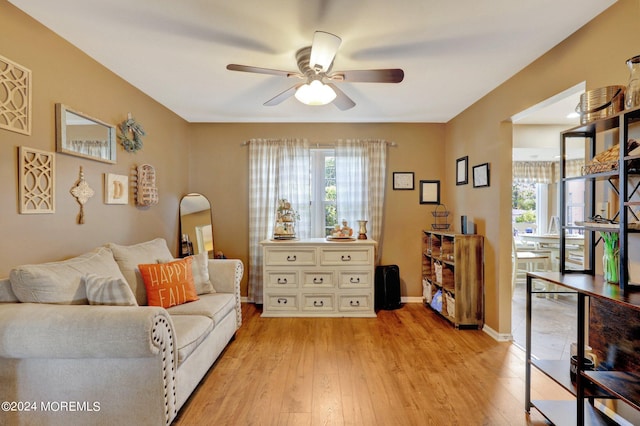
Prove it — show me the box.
[9,0,616,123]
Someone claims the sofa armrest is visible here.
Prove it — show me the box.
[208,258,243,328]
[0,303,176,361]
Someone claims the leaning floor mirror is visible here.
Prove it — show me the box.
[179,193,214,258]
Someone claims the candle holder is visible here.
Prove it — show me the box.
[357,220,368,240]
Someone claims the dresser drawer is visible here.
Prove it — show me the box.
[338,294,372,311]
[265,294,298,310]
[302,271,334,288]
[264,248,316,266]
[265,271,298,288]
[320,248,372,266]
[338,271,372,288]
[302,294,334,312]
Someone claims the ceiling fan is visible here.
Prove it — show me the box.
[226,31,404,110]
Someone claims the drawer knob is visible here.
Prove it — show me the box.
[341,255,351,261]
[350,277,360,283]
[277,277,288,284]
[313,300,324,307]
[350,300,360,307]
[277,298,288,304]
[287,255,297,262]
[313,277,324,284]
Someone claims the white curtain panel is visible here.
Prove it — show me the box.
[335,139,387,262]
[248,138,310,303]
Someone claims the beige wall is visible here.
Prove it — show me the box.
[188,123,445,298]
[0,1,191,277]
[3,0,637,337]
[445,0,640,335]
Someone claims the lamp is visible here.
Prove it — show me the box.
[294,80,336,106]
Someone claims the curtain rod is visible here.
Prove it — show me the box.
[240,140,397,147]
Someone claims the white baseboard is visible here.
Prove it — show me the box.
[243,297,515,343]
[483,324,513,342]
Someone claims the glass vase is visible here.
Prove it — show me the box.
[357,220,368,240]
[602,246,620,284]
[626,55,640,110]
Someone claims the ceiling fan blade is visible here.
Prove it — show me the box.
[264,84,303,106]
[310,31,341,72]
[326,83,355,110]
[226,64,302,78]
[330,68,404,83]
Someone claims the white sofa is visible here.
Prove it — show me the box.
[0,238,243,425]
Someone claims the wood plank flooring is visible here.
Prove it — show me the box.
[173,303,566,425]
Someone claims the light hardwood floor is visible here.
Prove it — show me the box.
[173,303,566,425]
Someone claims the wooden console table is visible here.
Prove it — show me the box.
[525,271,640,425]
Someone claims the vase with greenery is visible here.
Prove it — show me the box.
[601,231,619,284]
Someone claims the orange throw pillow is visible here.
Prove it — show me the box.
[138,257,199,308]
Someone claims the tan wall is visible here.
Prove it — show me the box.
[0,2,190,277]
[3,0,636,336]
[445,0,640,335]
[188,123,445,298]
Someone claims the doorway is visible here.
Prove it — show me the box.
[510,83,584,360]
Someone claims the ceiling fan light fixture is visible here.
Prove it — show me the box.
[295,80,336,106]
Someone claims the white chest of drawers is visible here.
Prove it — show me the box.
[261,238,377,317]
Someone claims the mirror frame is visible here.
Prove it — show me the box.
[55,103,117,164]
[179,193,215,258]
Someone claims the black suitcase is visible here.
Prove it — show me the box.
[375,265,402,310]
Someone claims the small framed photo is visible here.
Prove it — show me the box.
[456,156,468,185]
[472,163,490,188]
[104,173,129,204]
[419,180,440,204]
[393,172,414,190]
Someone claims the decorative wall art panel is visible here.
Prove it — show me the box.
[104,173,128,205]
[19,146,55,214]
[0,55,31,135]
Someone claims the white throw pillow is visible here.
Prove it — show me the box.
[158,252,215,295]
[9,247,126,304]
[107,238,174,305]
[84,274,138,306]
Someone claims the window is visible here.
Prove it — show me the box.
[565,180,585,235]
[512,181,537,232]
[310,149,337,237]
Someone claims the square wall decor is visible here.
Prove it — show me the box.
[419,180,440,204]
[473,163,490,188]
[0,55,32,135]
[393,172,414,190]
[104,173,129,204]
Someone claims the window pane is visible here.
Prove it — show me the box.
[324,155,337,234]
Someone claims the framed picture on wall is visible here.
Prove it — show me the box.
[104,173,129,204]
[456,156,468,185]
[473,163,490,188]
[393,172,414,190]
[419,180,440,204]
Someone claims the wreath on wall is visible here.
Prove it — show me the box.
[118,115,146,153]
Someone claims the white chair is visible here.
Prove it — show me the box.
[512,235,551,295]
